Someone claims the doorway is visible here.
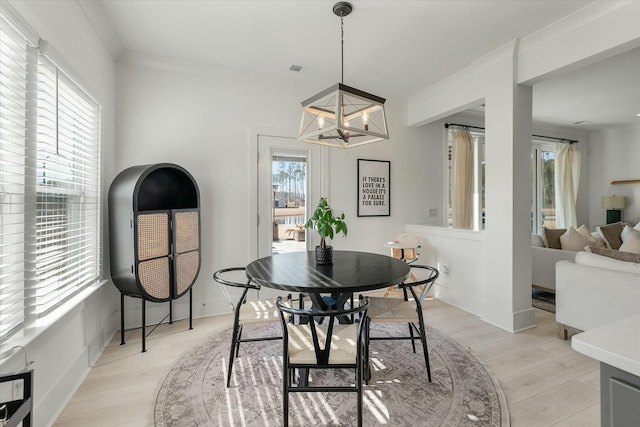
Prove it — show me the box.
[256,134,324,258]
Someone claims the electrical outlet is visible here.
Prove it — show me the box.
[441,265,450,275]
[428,208,437,217]
[12,379,23,400]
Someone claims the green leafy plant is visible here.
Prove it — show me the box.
[305,197,347,248]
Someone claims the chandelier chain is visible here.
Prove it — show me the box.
[341,15,344,84]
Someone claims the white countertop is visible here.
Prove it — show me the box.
[572,315,640,377]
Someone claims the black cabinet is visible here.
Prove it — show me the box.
[109,164,200,351]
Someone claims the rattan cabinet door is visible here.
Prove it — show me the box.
[136,212,171,300]
[173,210,200,297]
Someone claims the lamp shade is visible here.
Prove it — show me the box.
[298,83,388,148]
[601,195,626,209]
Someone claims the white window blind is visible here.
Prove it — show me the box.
[0,13,31,340]
[34,54,101,316]
[0,6,102,340]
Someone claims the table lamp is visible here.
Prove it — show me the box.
[601,195,626,224]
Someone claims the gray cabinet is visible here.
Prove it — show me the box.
[601,363,640,427]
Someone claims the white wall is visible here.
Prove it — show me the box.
[1,1,117,426]
[115,58,416,324]
[588,122,640,226]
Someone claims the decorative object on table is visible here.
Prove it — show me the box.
[358,159,390,216]
[367,265,439,383]
[276,296,369,427]
[154,322,509,427]
[297,2,388,149]
[213,267,283,388]
[305,197,347,264]
[601,195,626,224]
[109,163,200,352]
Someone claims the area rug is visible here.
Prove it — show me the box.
[154,323,509,426]
[532,289,556,313]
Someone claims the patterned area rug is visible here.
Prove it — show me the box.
[154,323,509,426]
[532,290,556,313]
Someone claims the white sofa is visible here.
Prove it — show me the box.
[556,251,640,339]
[532,246,578,291]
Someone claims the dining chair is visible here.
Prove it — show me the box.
[276,295,370,427]
[366,265,439,382]
[388,232,421,263]
[213,267,284,387]
[382,233,421,297]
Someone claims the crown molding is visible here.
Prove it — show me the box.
[77,0,124,59]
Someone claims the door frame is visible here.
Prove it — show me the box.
[248,126,329,261]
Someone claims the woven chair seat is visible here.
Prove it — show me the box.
[367,296,419,322]
[286,323,358,364]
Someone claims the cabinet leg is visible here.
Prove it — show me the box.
[142,298,147,352]
[189,288,193,330]
[120,293,125,345]
[169,299,173,325]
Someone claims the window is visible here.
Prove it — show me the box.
[0,12,31,340]
[446,128,485,230]
[0,9,101,340]
[531,141,557,233]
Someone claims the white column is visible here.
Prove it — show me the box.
[483,52,535,332]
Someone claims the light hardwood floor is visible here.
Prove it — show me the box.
[54,300,599,426]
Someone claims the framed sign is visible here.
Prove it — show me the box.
[358,159,390,217]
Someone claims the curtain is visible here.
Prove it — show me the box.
[555,144,581,228]
[452,129,473,229]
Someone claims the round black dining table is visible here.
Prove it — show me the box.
[245,250,410,316]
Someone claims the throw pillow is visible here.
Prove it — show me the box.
[597,222,624,250]
[576,224,595,242]
[621,225,640,243]
[531,233,545,247]
[560,227,592,251]
[590,246,640,264]
[543,227,566,249]
[619,233,640,255]
[577,224,607,248]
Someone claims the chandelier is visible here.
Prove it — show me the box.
[298,2,389,149]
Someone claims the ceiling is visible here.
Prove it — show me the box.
[93,0,639,130]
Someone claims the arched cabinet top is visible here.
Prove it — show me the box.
[110,163,199,212]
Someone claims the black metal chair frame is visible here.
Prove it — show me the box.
[213,267,283,387]
[276,296,370,427]
[367,265,439,383]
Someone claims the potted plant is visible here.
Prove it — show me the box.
[306,197,347,264]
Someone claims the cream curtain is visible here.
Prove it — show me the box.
[452,129,473,229]
[555,144,581,228]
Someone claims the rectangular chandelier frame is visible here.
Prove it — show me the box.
[298,83,389,149]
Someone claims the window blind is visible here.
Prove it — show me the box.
[0,6,102,340]
[34,54,101,316]
[0,14,31,340]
